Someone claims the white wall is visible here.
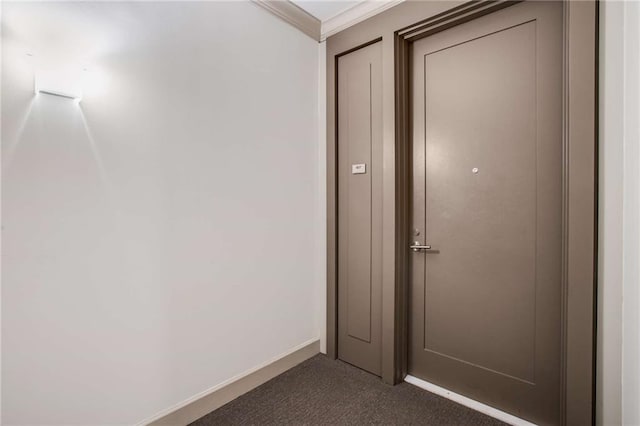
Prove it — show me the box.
[1,2,321,424]
[598,2,624,423]
[620,3,640,424]
[598,1,640,425]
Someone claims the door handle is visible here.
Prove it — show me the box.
[410,242,438,253]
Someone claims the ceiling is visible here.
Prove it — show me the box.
[291,0,362,22]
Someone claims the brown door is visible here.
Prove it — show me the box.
[409,2,562,424]
[337,41,383,376]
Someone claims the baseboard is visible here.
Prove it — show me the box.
[141,339,320,426]
[404,375,537,426]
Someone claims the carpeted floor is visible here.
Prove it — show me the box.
[191,354,507,425]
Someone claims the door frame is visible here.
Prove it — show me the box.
[326,1,598,424]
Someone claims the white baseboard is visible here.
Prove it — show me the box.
[404,375,537,426]
[140,339,320,426]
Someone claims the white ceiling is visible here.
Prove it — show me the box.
[291,0,362,22]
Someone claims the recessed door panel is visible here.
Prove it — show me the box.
[424,20,538,383]
[410,2,562,424]
[337,41,382,375]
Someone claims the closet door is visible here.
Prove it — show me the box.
[337,41,383,376]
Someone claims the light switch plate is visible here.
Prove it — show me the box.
[352,163,366,174]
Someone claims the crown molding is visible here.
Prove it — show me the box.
[320,0,405,41]
[252,0,321,41]
[252,0,403,43]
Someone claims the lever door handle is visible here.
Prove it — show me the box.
[410,242,438,253]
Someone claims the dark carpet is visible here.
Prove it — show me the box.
[191,354,507,425]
